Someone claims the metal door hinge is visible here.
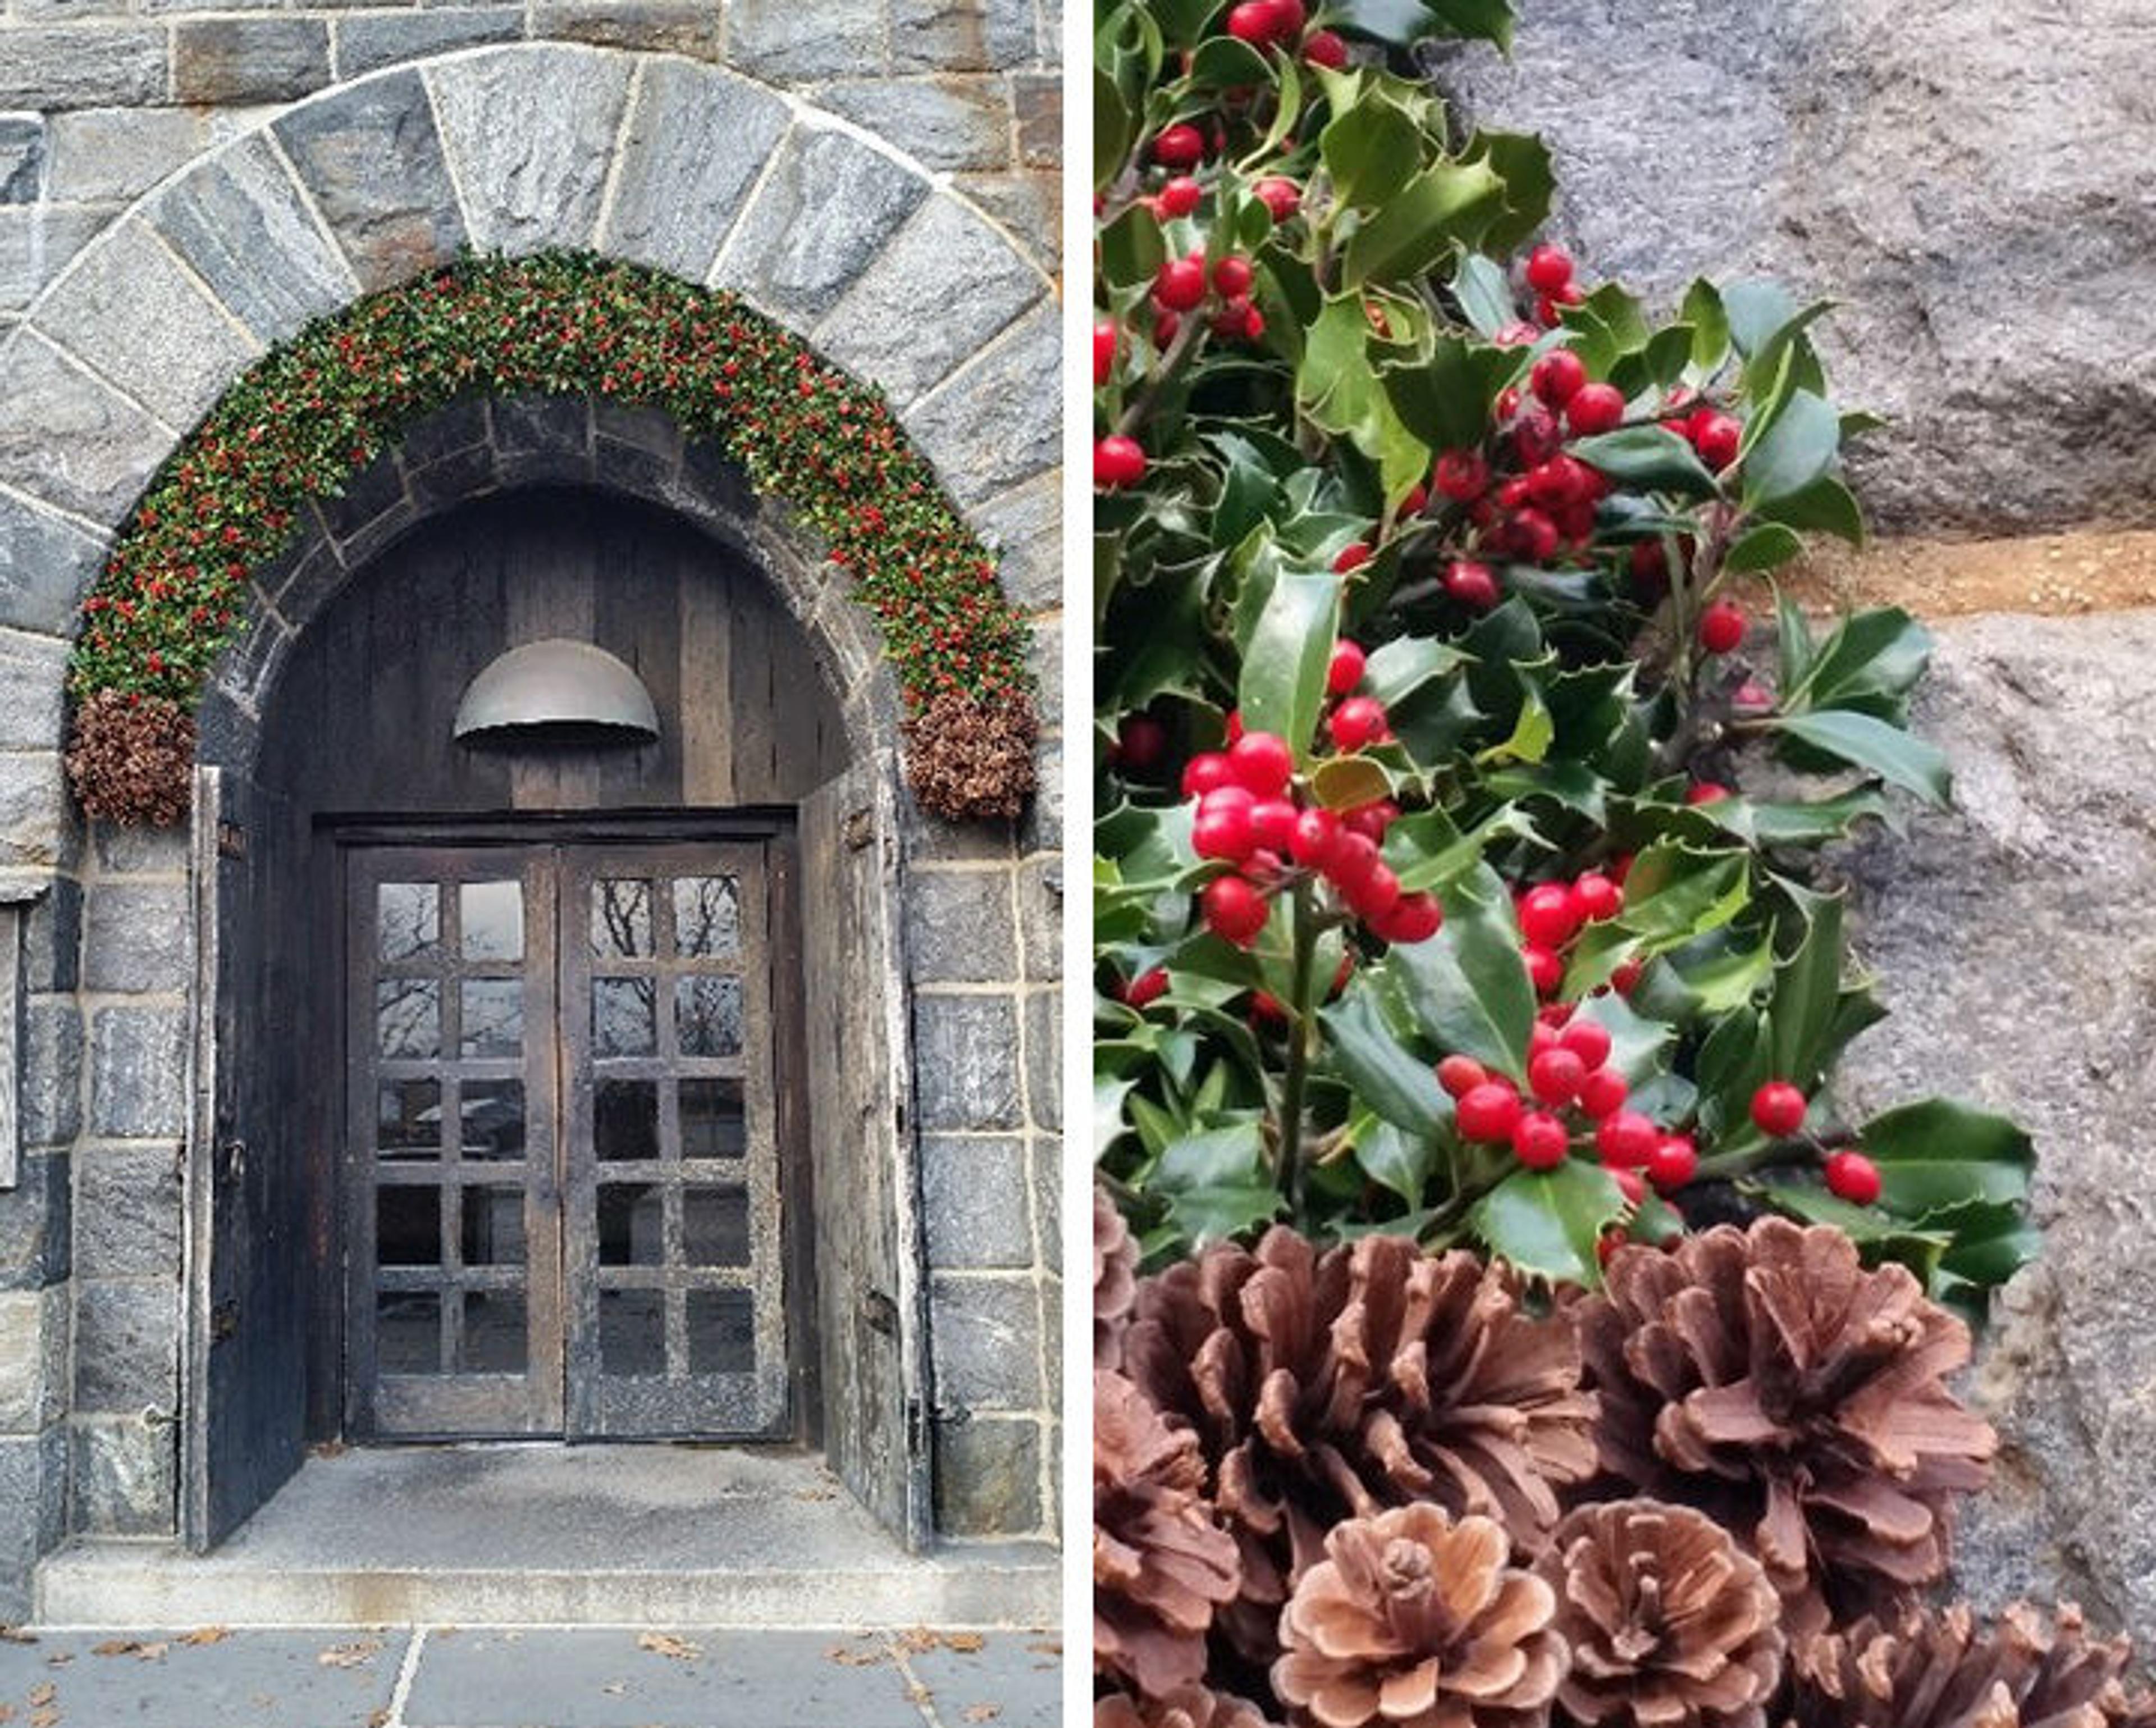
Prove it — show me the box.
[842,809,875,851]
[217,821,247,859]
[210,1301,240,1342]
[217,1139,248,1184]
[860,1288,899,1337]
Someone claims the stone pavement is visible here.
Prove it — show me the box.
[0,1624,1062,1727]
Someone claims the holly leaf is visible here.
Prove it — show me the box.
[1857,1099,2035,1218]
[1383,863,1536,1079]
[1152,1119,1281,1245]
[1766,710,1951,806]
[1322,987,1452,1136]
[1472,1160,1625,1288]
[1569,426,1720,499]
[1342,158,1506,287]
[1238,569,1339,764]
[1351,1113,1438,1206]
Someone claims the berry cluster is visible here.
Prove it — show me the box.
[1510,867,1634,1000]
[1750,1079,1883,1204]
[1222,0,1346,65]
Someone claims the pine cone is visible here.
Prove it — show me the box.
[1098,1186,1139,1370]
[1573,1219,1993,1625]
[1125,1228,1595,1663]
[1097,1685,1280,1728]
[1533,1499,1782,1728]
[1273,1503,1565,1728]
[1787,1601,2139,1728]
[1096,1368,1243,1699]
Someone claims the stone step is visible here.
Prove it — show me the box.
[34,1443,1059,1630]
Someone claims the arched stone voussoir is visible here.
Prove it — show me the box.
[897,300,1061,510]
[0,330,176,534]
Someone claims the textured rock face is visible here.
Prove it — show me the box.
[1440,0,2156,535]
[1826,610,2156,1645]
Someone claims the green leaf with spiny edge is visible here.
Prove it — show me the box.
[1697,789,1897,849]
[1362,635,1473,708]
[1383,862,1536,1079]
[1238,569,1340,765]
[1757,473,1865,545]
[1474,667,1554,765]
[1568,426,1721,499]
[1766,710,1951,806]
[1188,35,1273,89]
[1323,987,1454,1136]
[1564,991,1676,1086]
[1683,278,1730,373]
[1095,1075,1139,1160]
[1724,522,1805,574]
[1472,1160,1626,1289]
[1766,879,1848,1087]
[1381,334,1528,454]
[1694,1004,1773,1149]
[1320,89,1423,210]
[1463,130,1554,255]
[1856,1099,2035,1218]
[1310,753,1395,810]
[1632,925,1777,1020]
[1342,157,1507,288]
[1097,201,1167,288]
[1420,0,1515,48]
[1740,389,1840,507]
[1347,1112,1440,1207]
[1720,279,1799,359]
[1781,606,1933,720]
[1451,252,1518,339]
[1775,581,1816,693]
[1094,65,1135,192]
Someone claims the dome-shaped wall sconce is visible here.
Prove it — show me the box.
[453,639,660,747]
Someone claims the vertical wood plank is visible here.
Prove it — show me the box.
[677,560,735,807]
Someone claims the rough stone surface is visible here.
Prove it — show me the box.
[922,1137,1034,1271]
[89,1005,189,1139]
[1823,608,2156,1651]
[71,1414,175,1535]
[816,77,1016,174]
[73,1147,182,1280]
[890,0,1041,71]
[0,1152,69,1292]
[0,330,170,523]
[933,1414,1042,1538]
[0,489,103,638]
[970,471,1058,616]
[72,1277,179,1413]
[1021,986,1057,1132]
[173,17,332,104]
[0,628,67,749]
[82,881,191,995]
[527,0,725,58]
[20,880,78,991]
[47,108,224,204]
[0,117,44,205]
[912,995,1024,1133]
[902,301,1058,505]
[0,1288,60,1430]
[952,169,1058,272]
[0,27,167,111]
[0,1433,63,1616]
[904,868,1018,985]
[0,750,68,872]
[600,60,788,284]
[424,47,632,256]
[334,7,527,79]
[0,202,111,313]
[20,1001,83,1151]
[1440,0,2156,535]
[273,71,468,291]
[727,0,887,83]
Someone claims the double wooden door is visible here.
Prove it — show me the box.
[345,840,790,1441]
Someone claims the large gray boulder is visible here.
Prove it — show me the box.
[1438,1,2156,535]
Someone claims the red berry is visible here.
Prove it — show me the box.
[1248,797,1298,853]
[1201,874,1269,943]
[1444,560,1500,611]
[1152,124,1205,168]
[1513,1111,1570,1170]
[1347,861,1401,922]
[1573,873,1621,922]
[1288,806,1340,869]
[1751,1080,1808,1139]
[1437,1055,1487,1098]
[1513,407,1563,468]
[1518,883,1583,949]
[1524,243,1574,294]
[1122,965,1168,1009]
[1326,642,1367,699]
[1301,28,1346,65]
[1609,1170,1646,1207]
[1523,943,1564,996]
[1152,307,1181,348]
[1610,958,1645,996]
[1629,539,1669,596]
[1094,434,1146,489]
[1511,508,1560,563]
[1578,1067,1629,1120]
[1456,1082,1522,1144]
[1694,412,1742,471]
[1153,254,1207,312]
[1331,542,1372,576]
[1528,1016,1562,1052]
[1212,254,1254,298]
[1433,448,1490,500]
[1373,890,1441,945]
[1114,713,1166,773]
[1223,709,1244,745]
[1227,0,1280,42]
[1647,1134,1698,1191]
[1596,1110,1659,1169]
[1699,599,1746,655]
[1531,348,1587,408]
[1193,788,1256,860]
[1093,319,1118,386]
[1328,696,1388,752]
[1252,177,1300,221]
[1399,484,1429,518]
[1528,1046,1587,1105]
[1824,1149,1883,1206]
[1324,831,1381,895]
[1228,731,1294,796]
[1565,382,1625,436]
[1340,800,1398,843]
[1558,1018,1612,1070]
[1248,989,1287,1027]
[1158,176,1203,218]
[1272,0,1306,30]
[1685,782,1730,806]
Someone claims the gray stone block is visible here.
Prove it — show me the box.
[816,77,1016,174]
[20,1001,83,1151]
[74,1145,182,1280]
[408,442,499,517]
[600,59,788,284]
[529,0,725,57]
[814,193,1041,406]
[0,1287,65,1431]
[173,17,331,104]
[398,395,491,471]
[1029,1133,1059,1273]
[0,117,43,206]
[1010,72,1057,167]
[1022,986,1057,1132]
[210,599,295,714]
[729,0,888,82]
[153,135,360,348]
[1018,732,1059,852]
[0,751,68,873]
[0,630,66,750]
[83,881,191,995]
[713,126,928,327]
[0,1152,70,1292]
[426,47,634,257]
[90,819,188,876]
[1026,614,1060,737]
[21,879,79,992]
[1016,856,1058,983]
[274,70,467,292]
[0,331,171,525]
[47,108,215,204]
[0,1433,62,1615]
[492,391,592,462]
[922,1136,1033,1270]
[903,867,1017,985]
[900,301,1057,505]
[912,993,1022,1132]
[0,203,113,313]
[335,7,527,79]
[0,26,168,111]
[72,1414,175,1535]
[930,1273,1040,1410]
[0,490,108,639]
[72,1278,179,1414]
[951,170,1058,271]
[891,0,1039,71]
[933,1413,1040,1537]
[90,1005,189,1139]
[970,470,1058,614]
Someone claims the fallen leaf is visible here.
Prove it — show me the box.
[25,1686,52,1708]
[0,1629,34,1645]
[89,1642,138,1658]
[963,1707,1002,1722]
[29,1709,55,1728]
[179,1628,230,1647]
[1026,1640,1061,1656]
[894,1627,938,1655]
[943,1633,986,1654]
[636,1633,701,1662]
[317,1642,382,1670]
[825,1643,884,1668]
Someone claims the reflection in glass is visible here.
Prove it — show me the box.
[591,879,654,959]
[673,877,741,958]
[683,1187,750,1268]
[377,1291,441,1374]
[598,1183,665,1266]
[680,1078,747,1159]
[460,1187,527,1266]
[377,978,440,1059]
[460,979,524,1059]
[377,883,440,964]
[378,1079,441,1160]
[600,1289,665,1376]
[377,1186,441,1266]
[592,978,656,1056]
[596,1079,659,1162]
[461,1079,526,1161]
[460,880,524,961]
[688,1289,755,1374]
[676,975,743,1057]
[460,1292,526,1374]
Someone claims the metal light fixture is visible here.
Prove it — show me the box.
[453,639,660,746]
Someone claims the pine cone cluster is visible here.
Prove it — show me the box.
[1574,1219,1994,1626]
[66,689,197,827]
[1098,1185,1139,1369]
[1095,1686,1280,1728]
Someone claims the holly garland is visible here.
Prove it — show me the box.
[64,250,1039,824]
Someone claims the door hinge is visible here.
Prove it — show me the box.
[216,1139,248,1184]
[210,1301,240,1342]
[842,808,875,851]
[216,820,247,859]
[860,1287,899,1337]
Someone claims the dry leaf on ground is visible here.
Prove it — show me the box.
[317,1642,381,1670]
[636,1633,701,1662]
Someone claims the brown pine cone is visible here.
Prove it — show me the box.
[1273,1502,1565,1728]
[1533,1499,1782,1728]
[1096,1685,1280,1728]
[1095,1368,1243,1699]
[1098,1186,1139,1370]
[1124,1228,1595,1663]
[1573,1219,1993,1626]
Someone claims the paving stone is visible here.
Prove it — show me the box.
[912,993,1022,1132]
[903,867,1016,984]
[922,1136,1034,1270]
[900,301,1057,506]
[334,7,526,79]
[890,0,1040,71]
[601,59,788,284]
[274,70,468,292]
[72,1278,178,1414]
[816,76,1016,173]
[0,750,68,873]
[529,0,726,57]
[715,126,929,328]
[20,880,77,992]
[72,1145,182,1280]
[815,193,1040,406]
[70,1415,175,1536]
[152,134,359,347]
[0,1628,408,1727]
[0,26,168,111]
[425,47,633,257]
[0,331,169,525]
[930,1274,1040,1410]
[901,1631,1061,1728]
[971,469,1058,614]
[19,1001,82,1151]
[0,117,43,206]
[90,1005,189,1139]
[0,203,114,313]
[0,629,66,750]
[729,0,889,84]
[173,17,331,104]
[0,488,106,637]
[932,1413,1041,1538]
